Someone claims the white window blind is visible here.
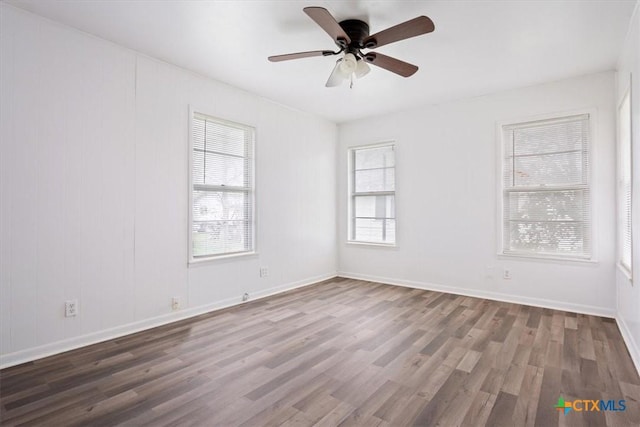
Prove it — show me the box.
[191,112,254,259]
[618,90,632,275]
[502,114,591,259]
[349,144,396,244]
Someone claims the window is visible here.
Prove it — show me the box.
[501,114,591,259]
[190,112,254,260]
[618,89,632,276]
[349,144,396,245]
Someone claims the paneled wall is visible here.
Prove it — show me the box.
[338,71,617,316]
[0,5,337,367]
[616,2,640,374]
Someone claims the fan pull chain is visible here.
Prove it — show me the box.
[350,74,354,89]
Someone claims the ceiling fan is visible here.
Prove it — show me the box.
[268,7,435,87]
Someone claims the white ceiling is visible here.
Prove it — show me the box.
[5,0,637,123]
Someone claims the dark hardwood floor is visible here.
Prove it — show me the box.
[1,277,639,426]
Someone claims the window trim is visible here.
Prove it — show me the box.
[495,108,597,262]
[188,106,256,264]
[617,85,633,281]
[347,141,397,247]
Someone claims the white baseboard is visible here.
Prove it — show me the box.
[2,271,621,371]
[0,272,337,369]
[338,271,616,318]
[616,315,640,377]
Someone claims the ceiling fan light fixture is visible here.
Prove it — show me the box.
[326,59,345,87]
[339,53,358,76]
[354,59,370,78]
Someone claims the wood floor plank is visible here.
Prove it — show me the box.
[1,278,639,427]
[513,364,544,427]
[461,391,497,427]
[412,368,467,425]
[534,365,562,427]
[485,391,518,427]
[501,344,532,395]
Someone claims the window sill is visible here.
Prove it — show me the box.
[617,262,633,282]
[346,241,397,249]
[189,251,258,267]
[497,252,597,265]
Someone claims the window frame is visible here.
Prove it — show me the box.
[618,86,633,280]
[496,109,596,263]
[188,107,256,264]
[347,142,397,247]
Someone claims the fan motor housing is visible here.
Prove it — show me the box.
[338,19,370,49]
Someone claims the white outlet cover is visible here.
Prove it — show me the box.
[65,300,78,317]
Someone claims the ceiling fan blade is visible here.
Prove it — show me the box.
[363,16,434,49]
[364,52,418,77]
[304,7,351,47]
[268,50,336,62]
[326,60,345,87]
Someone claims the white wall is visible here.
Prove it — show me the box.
[338,71,617,316]
[616,1,640,374]
[0,5,337,367]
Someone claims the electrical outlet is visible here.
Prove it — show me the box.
[171,297,180,311]
[242,292,249,302]
[65,300,78,317]
[260,267,269,278]
[503,268,511,280]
